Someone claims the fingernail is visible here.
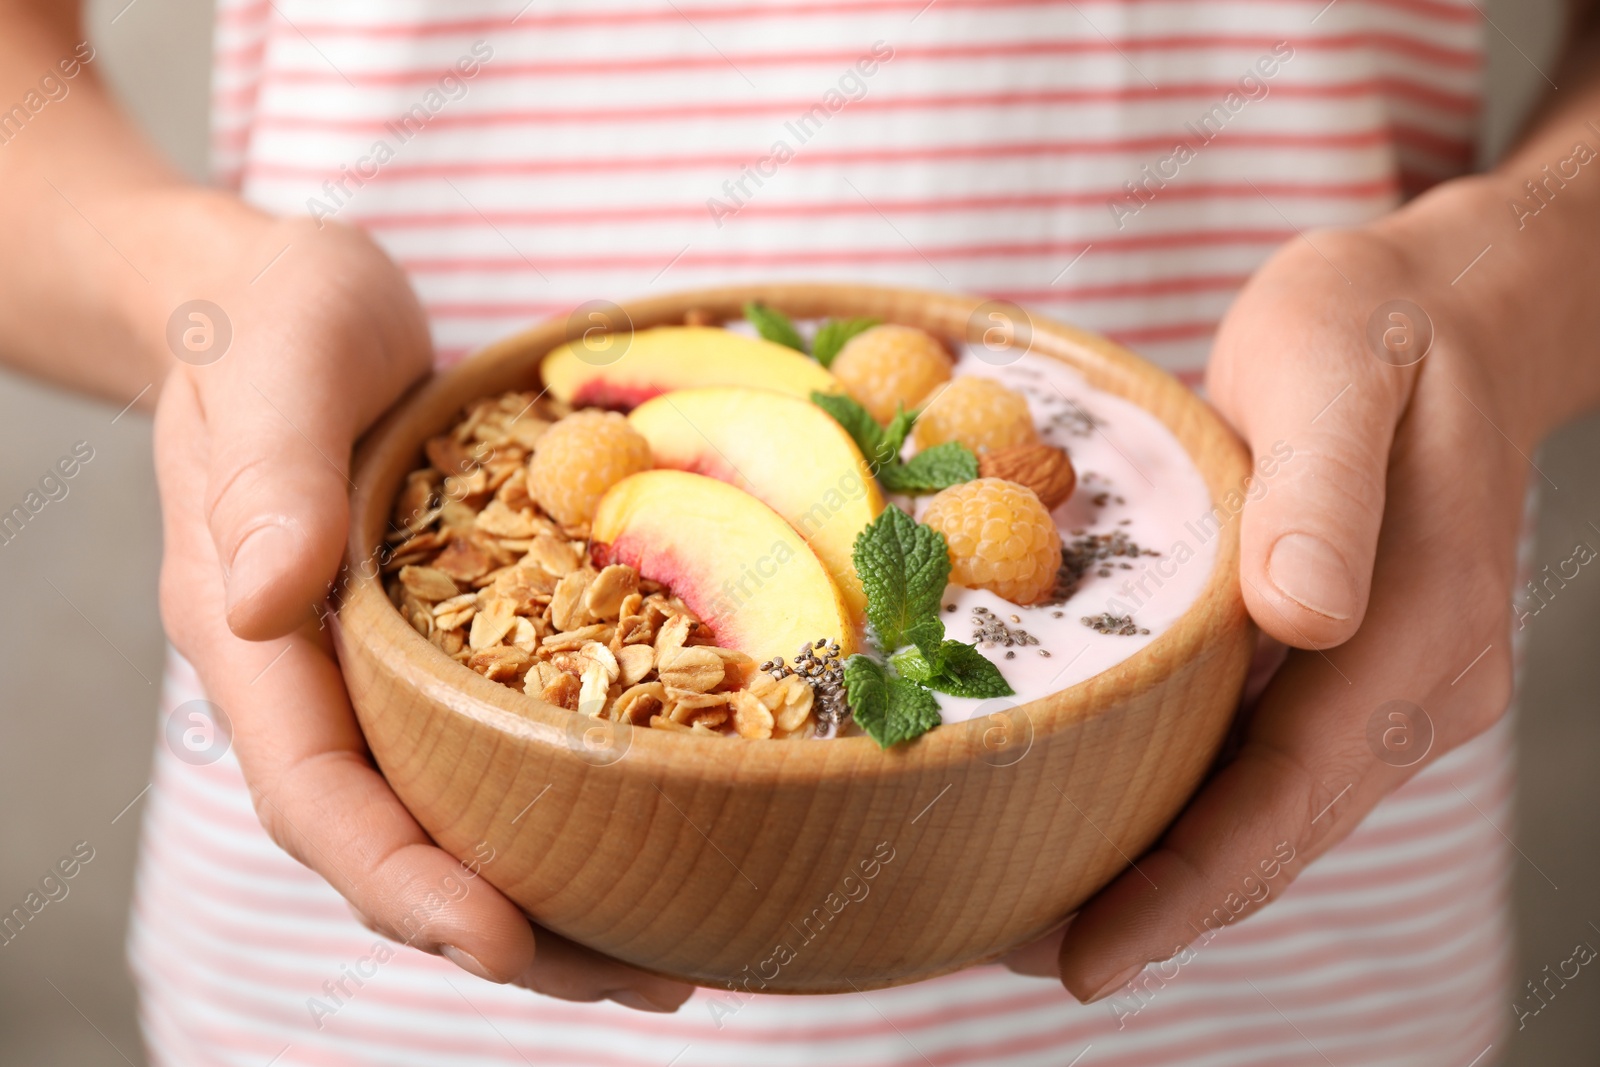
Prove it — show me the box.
[441,945,504,984]
[225,522,297,608]
[1267,533,1355,621]
[1083,962,1146,1004]
[608,990,680,1013]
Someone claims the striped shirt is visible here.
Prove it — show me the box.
[130,2,1513,1064]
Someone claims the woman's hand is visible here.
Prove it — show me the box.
[145,190,693,1012]
[1006,9,1600,999]
[0,1,690,1014]
[1028,174,1552,1001]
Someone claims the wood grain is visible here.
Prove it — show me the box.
[334,284,1255,993]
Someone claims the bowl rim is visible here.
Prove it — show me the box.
[342,282,1251,780]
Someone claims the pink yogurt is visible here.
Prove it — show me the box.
[905,348,1218,724]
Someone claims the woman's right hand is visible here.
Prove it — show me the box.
[142,189,693,1013]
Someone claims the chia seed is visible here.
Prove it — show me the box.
[1080,612,1150,636]
[1046,529,1163,602]
[766,639,850,735]
[1047,402,1102,438]
[969,606,1039,648]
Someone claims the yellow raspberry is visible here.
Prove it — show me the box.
[830,324,952,424]
[528,410,653,526]
[921,478,1061,605]
[912,376,1038,455]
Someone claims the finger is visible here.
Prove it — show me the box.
[158,381,688,1010]
[1207,250,1416,650]
[343,898,692,1011]
[346,899,692,1010]
[203,389,355,641]
[998,924,1068,979]
[1057,370,1518,1001]
[192,223,431,639]
[514,929,695,1011]
[158,377,537,974]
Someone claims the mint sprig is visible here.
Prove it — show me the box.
[844,656,942,748]
[811,391,900,472]
[744,301,807,353]
[891,641,1013,699]
[748,311,969,495]
[742,303,882,369]
[853,506,949,662]
[880,406,917,464]
[812,317,879,368]
[810,391,974,495]
[877,442,978,494]
[843,507,1014,747]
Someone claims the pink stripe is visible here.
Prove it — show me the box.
[394,230,1296,273]
[242,79,1476,126]
[242,128,1466,181]
[412,276,1253,322]
[244,38,1479,80]
[217,0,1479,36]
[339,180,1399,228]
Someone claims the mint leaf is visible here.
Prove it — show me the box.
[812,317,879,368]
[901,615,947,670]
[844,655,943,747]
[894,641,1014,698]
[811,394,967,496]
[842,653,889,730]
[744,301,807,353]
[890,646,931,683]
[878,442,978,494]
[880,404,917,462]
[929,642,1014,698]
[852,506,950,654]
[811,390,897,472]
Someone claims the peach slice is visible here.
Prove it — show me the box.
[591,471,856,663]
[541,326,839,411]
[628,387,882,619]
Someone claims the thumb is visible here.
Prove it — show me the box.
[175,219,435,641]
[202,363,358,640]
[1211,328,1410,651]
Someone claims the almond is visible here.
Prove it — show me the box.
[977,442,1076,510]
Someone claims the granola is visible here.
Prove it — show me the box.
[382,389,818,739]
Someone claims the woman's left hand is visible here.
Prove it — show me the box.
[1004,173,1561,1000]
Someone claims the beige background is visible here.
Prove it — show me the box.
[0,1,1594,1063]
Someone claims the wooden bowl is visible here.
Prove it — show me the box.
[334,283,1254,994]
